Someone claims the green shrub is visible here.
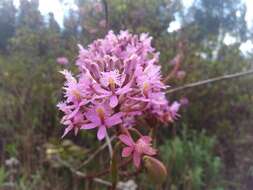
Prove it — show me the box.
[0,167,7,187]
[160,128,224,190]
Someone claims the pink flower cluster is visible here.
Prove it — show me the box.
[57,30,180,168]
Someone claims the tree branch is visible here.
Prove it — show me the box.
[55,156,112,187]
[78,135,116,170]
[84,158,132,179]
[102,0,109,29]
[166,69,253,94]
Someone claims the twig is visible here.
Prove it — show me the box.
[128,128,142,137]
[56,156,112,187]
[119,167,142,177]
[84,158,132,179]
[78,135,116,169]
[166,69,253,94]
[93,178,112,187]
[102,0,109,29]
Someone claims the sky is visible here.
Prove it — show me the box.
[171,0,253,54]
[13,0,253,53]
[13,0,77,26]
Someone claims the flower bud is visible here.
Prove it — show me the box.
[176,70,186,79]
[143,156,167,184]
[57,57,69,65]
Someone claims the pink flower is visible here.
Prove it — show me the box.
[60,70,92,104]
[57,57,69,65]
[81,103,123,140]
[170,101,181,119]
[119,135,157,168]
[154,101,181,122]
[135,64,165,97]
[100,70,122,88]
[57,102,84,137]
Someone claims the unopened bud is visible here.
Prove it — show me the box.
[143,156,167,184]
[57,57,69,65]
[176,70,186,79]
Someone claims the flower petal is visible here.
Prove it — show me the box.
[143,146,157,156]
[122,147,133,157]
[116,84,132,94]
[133,151,141,168]
[118,134,134,146]
[129,96,149,102]
[97,125,106,140]
[170,101,181,118]
[61,125,73,138]
[141,136,152,143]
[81,123,98,129]
[90,64,100,81]
[105,112,123,127]
[85,110,101,125]
[93,83,111,95]
[109,95,118,108]
[67,106,80,120]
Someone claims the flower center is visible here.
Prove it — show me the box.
[143,82,149,96]
[72,89,81,100]
[96,107,105,122]
[109,77,116,91]
[135,139,147,154]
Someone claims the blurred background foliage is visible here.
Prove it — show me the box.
[0,0,252,189]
